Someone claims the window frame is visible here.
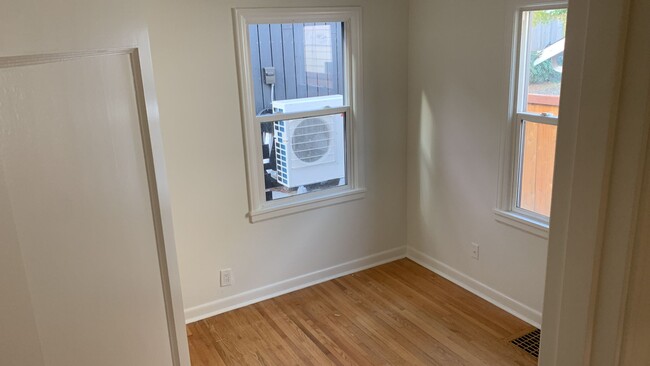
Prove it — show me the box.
[233,7,365,223]
[495,1,567,238]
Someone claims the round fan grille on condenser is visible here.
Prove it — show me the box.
[291,118,331,163]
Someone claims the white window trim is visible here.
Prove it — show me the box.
[496,1,566,238]
[233,7,365,223]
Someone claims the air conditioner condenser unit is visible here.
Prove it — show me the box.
[272,95,346,188]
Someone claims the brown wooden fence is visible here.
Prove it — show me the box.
[520,95,559,216]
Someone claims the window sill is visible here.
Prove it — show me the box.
[494,209,549,239]
[249,188,366,223]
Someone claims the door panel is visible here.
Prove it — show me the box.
[0,163,44,366]
[0,51,173,366]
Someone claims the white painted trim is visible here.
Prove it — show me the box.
[517,112,559,126]
[494,208,549,239]
[0,48,137,67]
[234,7,361,24]
[233,7,365,223]
[407,247,542,328]
[560,0,650,362]
[250,188,366,222]
[132,37,191,366]
[185,245,544,331]
[184,246,407,323]
[255,106,349,123]
[538,0,634,361]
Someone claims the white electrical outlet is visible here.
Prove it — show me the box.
[220,268,233,287]
[471,243,480,260]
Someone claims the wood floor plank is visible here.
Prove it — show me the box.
[356,264,525,365]
[188,259,537,365]
[253,301,330,365]
[329,276,464,365]
[336,273,487,365]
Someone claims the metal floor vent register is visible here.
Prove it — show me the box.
[511,328,541,358]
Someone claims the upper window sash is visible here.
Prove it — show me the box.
[514,5,566,117]
[235,8,357,117]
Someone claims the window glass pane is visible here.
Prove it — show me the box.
[260,112,347,202]
[518,120,557,216]
[522,9,567,116]
[248,22,345,116]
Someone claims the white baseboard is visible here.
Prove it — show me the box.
[406,247,542,328]
[184,246,407,323]
[184,245,542,328]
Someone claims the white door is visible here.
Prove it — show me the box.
[0,3,189,366]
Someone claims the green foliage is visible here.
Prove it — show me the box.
[531,9,567,27]
[527,9,566,85]
[529,51,562,84]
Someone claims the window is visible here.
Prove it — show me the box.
[234,8,364,222]
[496,5,567,235]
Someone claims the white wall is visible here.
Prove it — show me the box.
[144,0,409,320]
[406,0,547,325]
[148,0,549,324]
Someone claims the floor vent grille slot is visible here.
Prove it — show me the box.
[510,328,540,358]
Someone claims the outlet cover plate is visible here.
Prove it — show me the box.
[471,243,480,260]
[220,268,233,287]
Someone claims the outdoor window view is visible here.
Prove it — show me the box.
[516,8,566,218]
[248,22,347,202]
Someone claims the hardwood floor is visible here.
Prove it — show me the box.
[187,259,537,365]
